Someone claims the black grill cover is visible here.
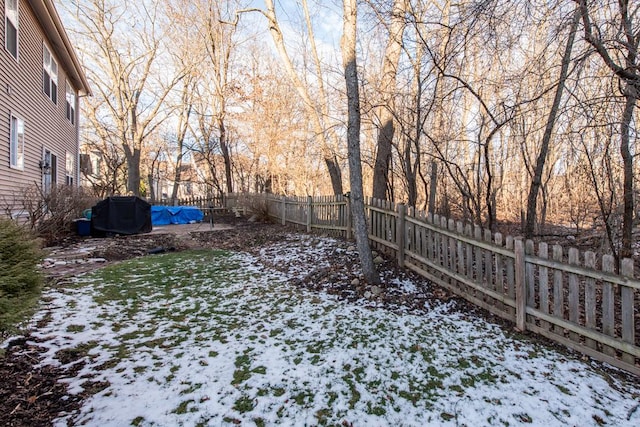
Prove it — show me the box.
[91,196,152,237]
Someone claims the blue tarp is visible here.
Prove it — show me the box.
[151,206,204,225]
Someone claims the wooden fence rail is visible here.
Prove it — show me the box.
[225,193,640,376]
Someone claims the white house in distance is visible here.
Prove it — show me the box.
[0,0,90,216]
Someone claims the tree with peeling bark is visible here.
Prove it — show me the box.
[342,0,380,285]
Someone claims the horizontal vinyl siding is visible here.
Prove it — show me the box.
[0,0,79,213]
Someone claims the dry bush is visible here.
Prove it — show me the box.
[36,186,97,245]
[8,185,98,246]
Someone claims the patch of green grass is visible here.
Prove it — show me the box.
[461,375,476,387]
[233,395,255,413]
[555,384,572,395]
[232,369,251,385]
[366,401,387,416]
[449,384,464,395]
[66,324,85,333]
[180,382,203,395]
[252,366,267,374]
[326,391,338,406]
[172,399,195,415]
[291,390,314,406]
[131,416,145,426]
[232,353,256,385]
[399,390,421,405]
[269,328,283,337]
[441,412,455,421]
[456,357,471,369]
[341,374,361,409]
[139,338,165,349]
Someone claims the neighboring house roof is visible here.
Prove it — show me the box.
[29,0,91,96]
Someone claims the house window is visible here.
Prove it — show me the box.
[43,44,58,104]
[93,154,102,177]
[66,82,76,124]
[10,115,24,170]
[5,0,18,59]
[50,153,58,185]
[66,151,74,185]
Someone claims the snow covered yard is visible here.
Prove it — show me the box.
[24,234,640,426]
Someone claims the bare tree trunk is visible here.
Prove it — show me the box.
[342,0,380,285]
[428,160,437,214]
[147,174,156,203]
[525,9,579,239]
[170,151,184,203]
[372,119,395,200]
[372,0,406,201]
[124,146,141,196]
[325,156,343,196]
[620,86,635,259]
[219,118,234,193]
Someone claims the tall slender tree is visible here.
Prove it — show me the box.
[524,8,580,239]
[342,0,380,284]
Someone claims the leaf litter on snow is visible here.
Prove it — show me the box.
[14,234,640,426]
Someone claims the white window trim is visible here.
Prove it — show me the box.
[65,151,74,185]
[9,114,25,171]
[43,43,58,104]
[5,0,19,60]
[66,81,76,125]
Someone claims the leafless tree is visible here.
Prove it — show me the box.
[574,0,640,261]
[67,0,185,196]
[342,0,380,284]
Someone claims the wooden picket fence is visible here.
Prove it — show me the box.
[225,193,640,376]
[155,195,226,211]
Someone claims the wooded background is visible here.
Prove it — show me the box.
[62,0,640,263]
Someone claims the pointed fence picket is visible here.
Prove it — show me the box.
[228,193,640,376]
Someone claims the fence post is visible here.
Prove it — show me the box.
[281,196,286,225]
[621,258,635,365]
[514,238,526,331]
[397,204,406,267]
[345,196,352,240]
[306,196,312,232]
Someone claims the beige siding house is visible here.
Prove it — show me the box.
[0,0,90,216]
